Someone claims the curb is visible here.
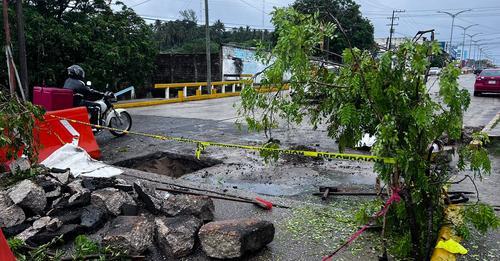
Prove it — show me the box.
[482,112,500,139]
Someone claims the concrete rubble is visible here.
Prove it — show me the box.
[0,168,275,259]
[198,218,275,259]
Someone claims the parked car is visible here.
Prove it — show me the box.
[473,68,500,96]
[428,67,441,75]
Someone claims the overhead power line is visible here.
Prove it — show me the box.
[131,0,155,8]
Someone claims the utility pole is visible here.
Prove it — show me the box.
[454,24,478,62]
[15,0,28,100]
[387,10,404,50]
[204,0,211,94]
[2,0,16,95]
[437,9,471,55]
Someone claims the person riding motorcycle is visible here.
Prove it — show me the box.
[63,65,112,124]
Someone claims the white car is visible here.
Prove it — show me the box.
[428,67,441,76]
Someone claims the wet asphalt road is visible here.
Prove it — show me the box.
[95,74,499,260]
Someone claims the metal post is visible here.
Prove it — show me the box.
[204,0,211,95]
[450,16,455,54]
[15,0,28,100]
[183,86,187,97]
[165,88,170,99]
[2,0,16,95]
[437,9,471,55]
[454,24,477,63]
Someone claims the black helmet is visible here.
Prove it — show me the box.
[67,65,85,80]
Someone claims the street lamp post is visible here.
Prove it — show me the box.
[454,24,478,62]
[438,9,471,55]
[466,33,481,61]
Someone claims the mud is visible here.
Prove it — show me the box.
[113,151,221,178]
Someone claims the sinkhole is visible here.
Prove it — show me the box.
[114,151,221,178]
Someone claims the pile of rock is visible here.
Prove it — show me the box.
[0,170,274,259]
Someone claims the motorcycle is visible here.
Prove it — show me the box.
[87,81,132,137]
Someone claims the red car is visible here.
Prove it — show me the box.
[474,68,500,96]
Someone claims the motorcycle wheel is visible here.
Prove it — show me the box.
[109,111,132,137]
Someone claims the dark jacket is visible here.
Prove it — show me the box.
[63,78,104,106]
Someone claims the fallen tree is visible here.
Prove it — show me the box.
[238,7,498,259]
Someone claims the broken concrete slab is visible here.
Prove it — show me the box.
[80,205,107,231]
[32,216,52,230]
[67,191,91,207]
[34,176,61,193]
[8,180,47,214]
[134,181,163,213]
[155,215,203,258]
[91,187,135,216]
[46,218,63,232]
[16,226,40,242]
[162,195,215,222]
[29,224,84,246]
[82,177,117,191]
[0,205,26,228]
[67,180,89,195]
[0,192,13,208]
[198,218,275,259]
[45,186,62,198]
[48,171,70,185]
[102,215,154,254]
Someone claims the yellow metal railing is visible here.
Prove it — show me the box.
[154,81,245,99]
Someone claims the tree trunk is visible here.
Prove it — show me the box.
[401,188,421,260]
[15,0,29,100]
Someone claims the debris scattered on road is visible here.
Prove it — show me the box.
[198,218,275,259]
[0,168,275,259]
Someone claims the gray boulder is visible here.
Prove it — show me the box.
[162,195,214,222]
[8,180,47,214]
[91,188,135,216]
[102,215,154,254]
[155,216,203,258]
[198,218,275,259]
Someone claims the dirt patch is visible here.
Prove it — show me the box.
[114,152,221,178]
[281,145,323,164]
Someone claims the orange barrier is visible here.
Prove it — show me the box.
[1,107,100,169]
[38,107,101,161]
[0,229,15,261]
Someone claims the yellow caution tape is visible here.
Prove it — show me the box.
[49,115,396,164]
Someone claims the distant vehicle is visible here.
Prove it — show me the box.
[428,67,441,75]
[461,67,473,74]
[474,68,483,75]
[474,68,500,96]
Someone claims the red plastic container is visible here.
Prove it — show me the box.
[33,86,74,111]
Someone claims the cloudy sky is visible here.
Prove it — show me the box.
[120,0,500,64]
